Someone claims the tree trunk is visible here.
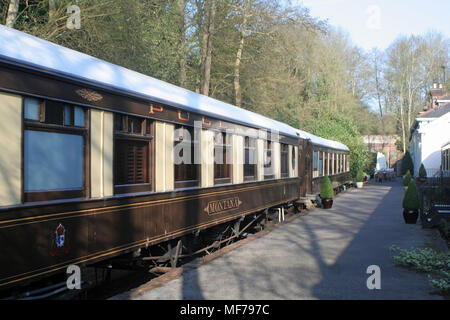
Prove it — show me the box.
[200,0,216,96]
[399,87,406,154]
[49,0,56,21]
[233,1,249,107]
[6,0,20,28]
[177,0,187,87]
[374,63,385,132]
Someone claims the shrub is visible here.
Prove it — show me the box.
[390,245,450,295]
[355,169,364,182]
[401,151,414,175]
[403,170,412,186]
[320,176,334,199]
[402,179,420,210]
[419,163,427,179]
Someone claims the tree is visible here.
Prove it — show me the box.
[402,179,420,210]
[320,176,334,199]
[403,170,412,187]
[419,163,427,179]
[401,151,414,176]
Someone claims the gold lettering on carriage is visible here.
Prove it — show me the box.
[204,197,242,215]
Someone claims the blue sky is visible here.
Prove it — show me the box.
[298,0,450,51]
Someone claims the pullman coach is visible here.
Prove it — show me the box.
[0,25,350,293]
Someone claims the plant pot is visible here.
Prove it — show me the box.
[356,182,363,188]
[321,198,333,209]
[403,209,418,224]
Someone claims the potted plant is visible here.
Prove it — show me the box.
[418,163,427,182]
[356,169,364,188]
[320,176,334,209]
[403,170,411,188]
[402,179,420,224]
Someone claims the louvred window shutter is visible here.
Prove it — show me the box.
[116,140,148,185]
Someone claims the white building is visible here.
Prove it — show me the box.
[409,85,450,177]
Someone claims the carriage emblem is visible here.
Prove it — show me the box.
[75,89,103,102]
[55,224,66,248]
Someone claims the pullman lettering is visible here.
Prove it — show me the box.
[204,197,242,215]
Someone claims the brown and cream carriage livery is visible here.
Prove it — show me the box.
[0,25,350,292]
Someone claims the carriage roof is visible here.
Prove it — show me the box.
[0,25,300,138]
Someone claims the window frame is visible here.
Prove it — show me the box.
[313,150,318,178]
[264,139,275,180]
[280,143,289,178]
[113,113,153,195]
[318,151,323,176]
[244,136,257,182]
[23,98,89,203]
[174,125,200,189]
[214,131,232,185]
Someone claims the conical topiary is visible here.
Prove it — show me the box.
[419,163,427,179]
[403,170,412,186]
[401,151,414,175]
[402,179,420,210]
[320,176,334,199]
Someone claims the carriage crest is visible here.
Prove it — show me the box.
[55,224,66,248]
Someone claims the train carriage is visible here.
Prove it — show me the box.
[297,130,352,194]
[0,25,350,293]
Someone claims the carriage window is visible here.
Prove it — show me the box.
[281,143,289,178]
[338,154,340,173]
[174,125,200,188]
[24,97,41,120]
[333,153,337,175]
[264,140,274,180]
[244,136,256,181]
[318,151,323,176]
[23,98,87,202]
[313,151,318,178]
[114,114,152,194]
[214,131,232,185]
[292,146,296,171]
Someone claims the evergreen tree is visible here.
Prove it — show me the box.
[403,170,412,186]
[320,176,334,199]
[401,151,414,176]
[419,163,427,179]
[402,179,420,210]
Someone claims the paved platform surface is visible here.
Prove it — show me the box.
[112,180,444,300]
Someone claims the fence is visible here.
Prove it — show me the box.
[418,170,450,227]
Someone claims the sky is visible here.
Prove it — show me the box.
[298,0,450,52]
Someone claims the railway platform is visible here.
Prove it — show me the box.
[111,179,444,300]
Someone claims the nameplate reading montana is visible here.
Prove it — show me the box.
[204,197,243,215]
